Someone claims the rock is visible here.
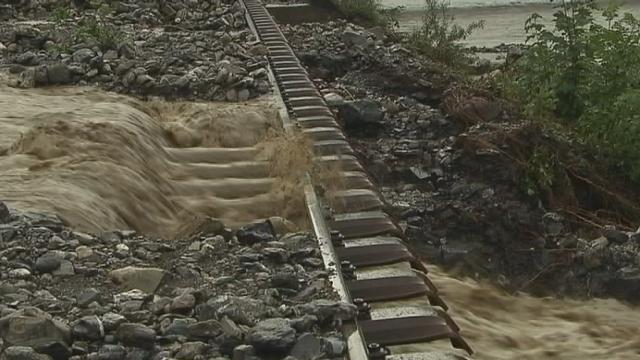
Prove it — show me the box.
[542,212,564,236]
[35,252,62,273]
[290,333,323,360]
[72,49,95,63]
[261,248,288,263]
[323,92,345,107]
[236,221,276,245]
[271,272,299,290]
[15,51,37,66]
[602,226,629,244]
[109,267,166,293]
[225,88,238,102]
[238,89,250,102]
[296,300,357,323]
[52,260,74,277]
[183,319,221,339]
[2,346,53,360]
[77,288,101,308]
[322,336,346,357]
[289,315,317,333]
[342,30,368,47]
[247,318,296,353]
[175,342,207,360]
[161,318,194,336]
[101,313,126,332]
[116,323,156,349]
[339,100,384,133]
[170,293,196,314]
[75,246,94,260]
[8,268,30,279]
[0,201,10,223]
[124,348,150,360]
[0,307,71,350]
[98,345,126,360]
[582,236,610,269]
[232,345,254,360]
[46,63,72,84]
[215,297,267,326]
[72,316,104,341]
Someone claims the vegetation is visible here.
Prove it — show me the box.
[49,4,72,23]
[334,0,404,30]
[409,0,484,64]
[500,0,640,182]
[76,17,124,51]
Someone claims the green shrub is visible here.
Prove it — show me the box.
[49,4,72,24]
[503,0,640,181]
[409,0,484,65]
[76,17,124,51]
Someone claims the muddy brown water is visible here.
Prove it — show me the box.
[1,86,638,358]
[0,85,312,235]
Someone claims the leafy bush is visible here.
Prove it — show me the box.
[504,0,640,181]
[76,17,124,51]
[409,0,484,64]
[49,4,72,24]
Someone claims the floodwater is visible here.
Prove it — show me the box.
[0,85,312,236]
[0,80,638,359]
[385,0,640,47]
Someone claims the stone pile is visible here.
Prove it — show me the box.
[0,201,348,360]
[0,0,271,102]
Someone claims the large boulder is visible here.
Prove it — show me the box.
[338,100,384,135]
[108,267,166,293]
[0,308,71,359]
[246,318,296,354]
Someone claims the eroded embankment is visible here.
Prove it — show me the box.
[0,85,312,236]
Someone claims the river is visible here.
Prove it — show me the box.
[384,0,640,47]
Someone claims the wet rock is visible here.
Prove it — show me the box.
[342,29,368,47]
[339,100,384,134]
[108,267,165,293]
[2,346,53,360]
[98,345,126,360]
[247,318,296,354]
[603,226,629,244]
[116,323,156,349]
[322,336,346,357]
[290,315,317,333]
[186,319,222,339]
[101,313,126,332]
[175,342,207,360]
[72,316,104,341]
[290,333,323,360]
[46,63,72,84]
[35,252,63,273]
[582,236,610,269]
[170,293,196,314]
[323,92,345,107]
[542,212,564,236]
[0,307,71,350]
[52,260,74,277]
[15,51,38,66]
[232,345,254,360]
[271,272,299,290]
[72,49,95,63]
[0,201,10,223]
[296,300,357,323]
[236,221,276,245]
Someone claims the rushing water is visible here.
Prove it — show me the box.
[1,83,639,358]
[384,0,640,46]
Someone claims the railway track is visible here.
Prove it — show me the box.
[240,1,474,358]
